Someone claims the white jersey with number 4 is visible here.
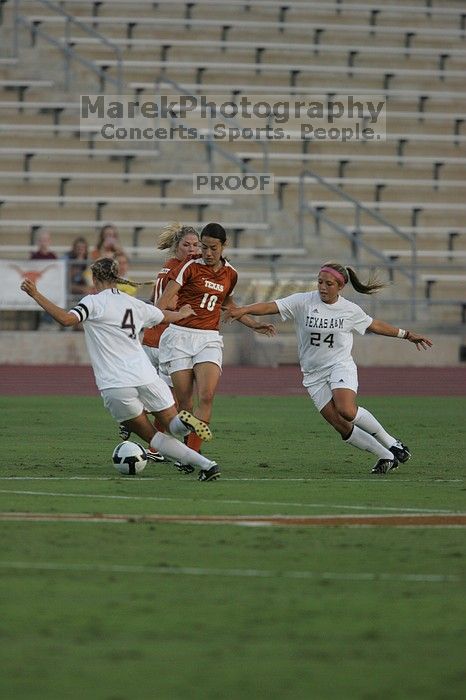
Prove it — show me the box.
[275,290,372,377]
[70,288,164,390]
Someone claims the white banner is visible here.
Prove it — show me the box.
[0,259,66,310]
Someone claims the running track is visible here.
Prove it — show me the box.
[0,365,465,396]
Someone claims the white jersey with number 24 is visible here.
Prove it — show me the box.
[275,290,372,378]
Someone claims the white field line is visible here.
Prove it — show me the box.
[222,478,466,483]
[0,477,463,483]
[0,488,455,514]
[0,560,460,583]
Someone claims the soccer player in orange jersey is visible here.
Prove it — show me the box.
[157,223,276,479]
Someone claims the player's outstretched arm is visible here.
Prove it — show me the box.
[224,300,280,322]
[222,298,277,336]
[367,319,433,351]
[238,314,277,336]
[20,279,79,327]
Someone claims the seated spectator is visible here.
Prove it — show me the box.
[91,223,122,260]
[64,236,93,301]
[30,230,57,260]
[29,229,57,328]
[116,251,137,296]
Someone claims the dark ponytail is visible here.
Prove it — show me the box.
[323,261,385,295]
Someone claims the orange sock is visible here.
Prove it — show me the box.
[187,432,203,453]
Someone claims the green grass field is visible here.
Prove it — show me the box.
[0,395,465,700]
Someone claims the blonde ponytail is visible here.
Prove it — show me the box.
[158,221,199,253]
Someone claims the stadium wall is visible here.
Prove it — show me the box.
[1,331,464,367]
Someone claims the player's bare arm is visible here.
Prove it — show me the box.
[222,298,277,336]
[156,279,181,310]
[20,278,79,327]
[225,301,280,322]
[367,319,433,351]
[162,304,195,324]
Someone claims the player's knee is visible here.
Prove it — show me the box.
[198,389,215,405]
[332,395,357,422]
[338,407,357,422]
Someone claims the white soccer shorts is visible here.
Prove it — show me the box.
[303,361,359,412]
[142,345,173,387]
[158,324,223,376]
[101,380,174,422]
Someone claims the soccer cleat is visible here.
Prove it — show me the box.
[178,410,213,442]
[390,441,411,464]
[198,463,221,482]
[146,450,166,463]
[118,424,131,441]
[371,458,399,475]
[174,461,195,474]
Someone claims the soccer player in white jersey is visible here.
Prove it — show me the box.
[20,257,222,481]
[226,261,433,475]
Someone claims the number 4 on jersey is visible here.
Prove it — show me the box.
[323,333,334,348]
[121,309,136,339]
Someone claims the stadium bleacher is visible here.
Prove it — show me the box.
[1,0,465,330]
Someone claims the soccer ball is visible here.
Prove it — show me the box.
[112,441,147,475]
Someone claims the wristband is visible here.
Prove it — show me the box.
[397,328,408,339]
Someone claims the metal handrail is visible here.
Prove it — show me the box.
[13,0,123,93]
[152,74,271,224]
[152,74,270,171]
[298,169,413,243]
[298,168,418,320]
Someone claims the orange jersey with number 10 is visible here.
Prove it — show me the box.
[142,257,181,348]
[168,258,238,331]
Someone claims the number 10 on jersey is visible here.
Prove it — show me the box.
[200,293,218,311]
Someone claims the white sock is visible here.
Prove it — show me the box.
[345,425,394,459]
[151,432,214,470]
[353,407,396,448]
[168,415,190,439]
